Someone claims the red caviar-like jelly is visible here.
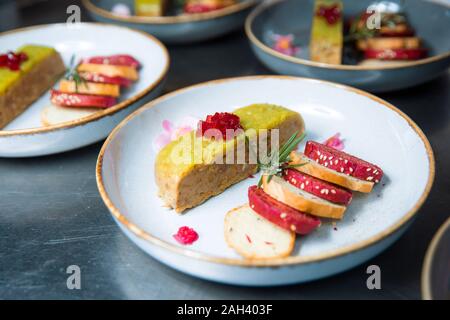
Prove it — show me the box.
[0,51,28,71]
[197,112,243,140]
[316,4,341,25]
[173,226,199,245]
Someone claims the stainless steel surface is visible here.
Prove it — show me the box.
[0,0,449,299]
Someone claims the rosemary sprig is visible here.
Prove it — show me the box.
[256,131,307,188]
[64,54,87,92]
[345,13,377,43]
[345,12,409,43]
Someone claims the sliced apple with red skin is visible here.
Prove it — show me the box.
[77,63,139,81]
[379,29,415,37]
[283,169,353,205]
[82,54,140,68]
[59,80,120,97]
[184,3,222,13]
[79,72,133,88]
[364,48,427,60]
[51,90,117,108]
[248,185,321,235]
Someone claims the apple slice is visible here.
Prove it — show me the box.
[77,63,138,81]
[59,80,120,97]
[283,169,352,205]
[79,72,133,87]
[51,90,117,108]
[82,54,140,68]
[248,185,321,235]
[304,141,383,183]
[364,48,427,60]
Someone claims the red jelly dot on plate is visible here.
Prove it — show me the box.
[173,226,199,245]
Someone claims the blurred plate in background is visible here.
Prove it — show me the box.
[422,217,450,300]
[0,23,169,157]
[83,0,258,44]
[246,0,450,92]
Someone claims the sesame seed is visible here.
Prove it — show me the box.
[340,167,344,173]
[366,168,372,172]
[349,168,353,173]
[375,179,379,183]
[367,176,374,181]
[300,183,305,189]
[251,204,255,209]
[305,181,309,186]
[290,225,296,231]
[331,189,336,194]
[280,213,287,219]
[344,160,348,164]
[329,156,333,160]
[335,160,338,165]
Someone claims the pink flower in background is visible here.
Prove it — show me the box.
[323,133,345,150]
[272,34,300,57]
[153,117,198,151]
[111,3,131,17]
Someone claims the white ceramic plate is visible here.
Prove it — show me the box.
[0,23,169,157]
[97,76,434,286]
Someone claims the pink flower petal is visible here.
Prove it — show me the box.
[324,133,345,150]
[162,120,174,133]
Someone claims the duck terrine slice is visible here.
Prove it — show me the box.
[0,45,65,129]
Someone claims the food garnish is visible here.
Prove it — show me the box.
[173,226,199,245]
[0,51,28,71]
[323,132,344,150]
[256,131,306,188]
[271,34,300,57]
[197,112,243,140]
[64,55,87,93]
[316,3,342,25]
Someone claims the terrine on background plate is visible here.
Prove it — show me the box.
[0,45,65,129]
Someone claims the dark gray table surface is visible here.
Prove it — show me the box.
[0,0,449,300]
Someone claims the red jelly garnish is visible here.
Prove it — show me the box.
[197,112,243,140]
[316,4,341,25]
[173,226,199,245]
[0,51,28,71]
